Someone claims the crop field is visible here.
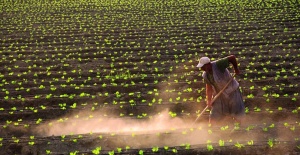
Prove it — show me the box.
[0,0,300,154]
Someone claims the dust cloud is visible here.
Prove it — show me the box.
[33,59,208,149]
[34,108,212,148]
[36,109,192,136]
[33,102,298,149]
[33,59,297,149]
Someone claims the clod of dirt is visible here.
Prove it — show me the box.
[4,144,23,155]
[21,146,38,155]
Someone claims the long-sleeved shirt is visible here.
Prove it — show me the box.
[202,57,239,98]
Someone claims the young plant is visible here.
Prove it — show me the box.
[108,150,114,155]
[46,150,52,154]
[92,147,101,155]
[139,150,144,155]
[116,148,122,153]
[234,142,244,149]
[152,146,159,152]
[268,139,274,148]
[70,151,79,155]
[219,140,225,146]
[247,140,254,145]
[207,140,213,151]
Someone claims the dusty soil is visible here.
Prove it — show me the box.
[0,0,299,154]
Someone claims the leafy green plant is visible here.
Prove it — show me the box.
[139,150,144,155]
[168,111,177,117]
[172,148,178,153]
[36,118,42,124]
[152,146,159,152]
[92,147,101,155]
[247,140,254,145]
[116,148,122,153]
[46,150,52,154]
[70,151,79,155]
[234,142,244,149]
[268,139,274,148]
[108,150,114,155]
[219,140,225,146]
[207,140,213,151]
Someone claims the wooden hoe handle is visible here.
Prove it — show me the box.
[193,73,236,125]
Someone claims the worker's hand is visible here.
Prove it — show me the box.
[207,100,212,108]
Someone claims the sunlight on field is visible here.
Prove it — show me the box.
[1,0,299,154]
[35,109,213,148]
[36,109,189,136]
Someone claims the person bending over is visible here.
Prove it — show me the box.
[196,55,245,126]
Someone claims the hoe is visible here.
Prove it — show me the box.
[193,73,236,125]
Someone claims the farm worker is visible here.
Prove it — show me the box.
[196,55,245,126]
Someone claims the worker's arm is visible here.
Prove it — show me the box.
[227,55,240,75]
[206,84,213,107]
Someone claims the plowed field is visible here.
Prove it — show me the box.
[1,0,300,154]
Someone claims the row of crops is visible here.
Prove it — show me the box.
[1,0,300,154]
[1,122,300,154]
